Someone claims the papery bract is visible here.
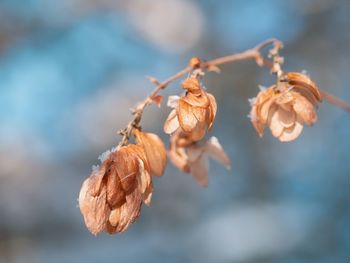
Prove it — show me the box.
[168,129,231,187]
[134,129,167,177]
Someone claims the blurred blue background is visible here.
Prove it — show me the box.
[1,0,350,262]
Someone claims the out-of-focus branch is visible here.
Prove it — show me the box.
[321,90,350,112]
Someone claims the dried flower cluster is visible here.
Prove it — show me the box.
[250,72,322,142]
[164,76,230,186]
[78,38,350,235]
[79,130,166,235]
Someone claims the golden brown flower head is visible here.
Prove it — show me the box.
[164,77,217,142]
[168,130,231,187]
[249,72,322,142]
[79,144,152,235]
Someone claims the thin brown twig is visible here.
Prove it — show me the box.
[321,90,350,112]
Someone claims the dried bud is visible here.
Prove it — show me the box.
[79,144,152,235]
[164,77,217,142]
[181,78,201,93]
[134,129,167,177]
[79,174,110,235]
[189,57,201,69]
[150,95,163,107]
[249,72,321,142]
[169,130,231,187]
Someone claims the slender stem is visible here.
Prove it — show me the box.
[143,67,192,110]
[202,49,258,67]
[321,90,350,112]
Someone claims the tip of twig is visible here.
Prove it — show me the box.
[188,57,202,69]
[207,65,221,73]
[146,76,160,86]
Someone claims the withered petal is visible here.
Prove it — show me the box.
[177,99,199,132]
[255,87,276,118]
[116,190,142,233]
[142,183,153,206]
[185,120,208,142]
[205,137,231,169]
[88,159,112,196]
[150,95,163,107]
[256,86,275,103]
[182,78,201,93]
[278,118,304,142]
[136,158,153,205]
[292,92,317,125]
[106,166,125,209]
[260,96,277,123]
[134,130,167,177]
[79,177,110,235]
[277,105,295,128]
[207,93,217,129]
[170,129,194,148]
[275,90,294,105]
[167,95,180,109]
[168,145,190,173]
[287,72,322,102]
[187,145,205,163]
[127,144,151,171]
[192,106,208,123]
[108,208,121,227]
[268,107,284,138]
[164,109,180,134]
[190,155,209,187]
[250,104,265,137]
[182,90,210,108]
[114,146,139,194]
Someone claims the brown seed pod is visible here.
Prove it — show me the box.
[78,144,153,235]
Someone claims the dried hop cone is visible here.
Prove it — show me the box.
[169,129,231,187]
[79,131,166,235]
[249,72,322,142]
[164,77,217,141]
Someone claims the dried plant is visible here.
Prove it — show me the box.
[249,72,322,142]
[78,38,350,235]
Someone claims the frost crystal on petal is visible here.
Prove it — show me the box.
[92,165,100,172]
[167,95,180,108]
[301,70,309,77]
[98,147,117,163]
[258,85,267,91]
[248,97,256,106]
